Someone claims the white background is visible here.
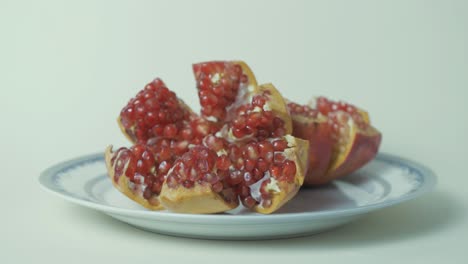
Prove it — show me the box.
[1,0,467,263]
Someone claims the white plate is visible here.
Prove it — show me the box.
[39,153,436,240]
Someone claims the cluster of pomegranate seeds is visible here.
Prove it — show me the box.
[193,62,249,121]
[313,97,369,151]
[289,97,369,151]
[110,144,165,198]
[201,135,297,209]
[230,92,286,140]
[119,78,192,143]
[316,96,367,128]
[287,101,319,119]
[165,146,225,192]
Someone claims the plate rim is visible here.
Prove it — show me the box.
[39,152,437,224]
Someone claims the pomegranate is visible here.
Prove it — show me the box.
[288,97,381,185]
[105,60,310,214]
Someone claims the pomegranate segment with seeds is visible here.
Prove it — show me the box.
[118,78,212,144]
[193,61,258,122]
[159,146,239,213]
[229,135,308,214]
[160,135,309,214]
[223,84,293,142]
[105,145,164,210]
[288,97,381,185]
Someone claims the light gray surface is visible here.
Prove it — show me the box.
[1,0,467,263]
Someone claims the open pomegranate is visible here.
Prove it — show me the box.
[105,60,309,214]
[288,97,381,185]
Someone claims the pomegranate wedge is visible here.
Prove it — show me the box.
[288,97,381,185]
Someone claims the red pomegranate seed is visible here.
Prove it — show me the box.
[244,143,259,160]
[157,146,172,161]
[232,127,245,138]
[242,196,257,208]
[131,144,145,158]
[163,124,178,138]
[141,150,154,168]
[272,139,288,151]
[151,181,162,194]
[246,112,261,127]
[228,171,243,185]
[244,159,256,172]
[203,135,224,151]
[264,151,274,163]
[273,127,286,137]
[256,158,269,172]
[251,168,262,180]
[282,160,297,181]
[272,117,284,128]
[259,180,271,198]
[232,116,246,128]
[143,188,153,199]
[258,141,274,157]
[196,159,210,173]
[317,96,331,115]
[180,128,193,140]
[273,152,286,164]
[252,95,266,107]
[270,165,282,178]
[125,159,137,179]
[136,160,146,175]
[144,175,154,186]
[211,181,224,193]
[202,173,219,184]
[216,155,231,171]
[166,174,178,188]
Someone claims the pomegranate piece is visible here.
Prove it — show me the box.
[118,78,213,144]
[159,146,239,214]
[288,97,381,185]
[288,101,334,185]
[104,136,201,210]
[240,135,308,214]
[222,84,293,142]
[105,145,164,210]
[193,61,258,122]
[159,136,309,214]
